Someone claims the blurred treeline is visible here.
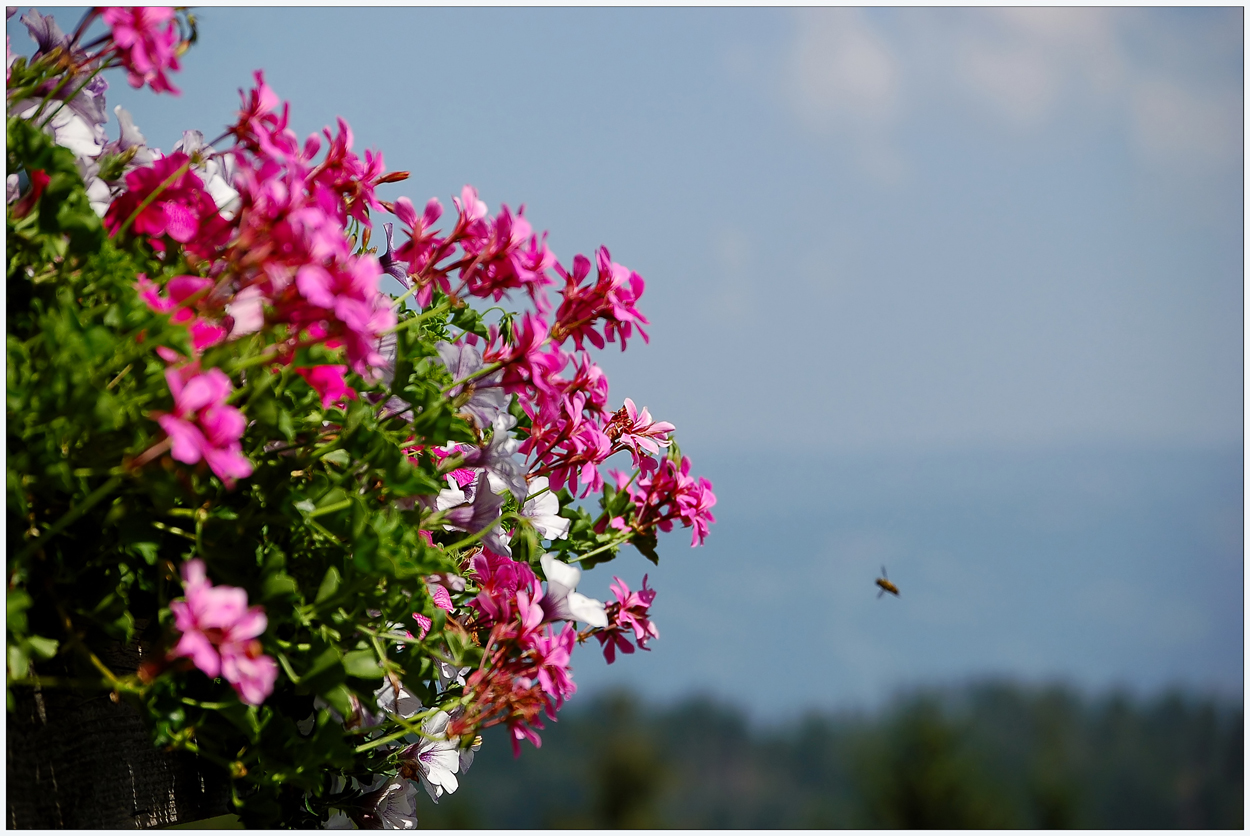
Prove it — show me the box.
[420,681,1242,829]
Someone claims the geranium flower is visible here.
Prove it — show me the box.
[595,575,659,664]
[295,365,356,409]
[101,7,183,95]
[104,152,230,258]
[152,366,253,486]
[168,559,277,705]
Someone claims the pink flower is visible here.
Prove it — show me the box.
[596,575,659,664]
[412,612,432,640]
[622,455,717,547]
[169,559,278,705]
[552,246,649,351]
[153,366,253,486]
[105,153,229,258]
[428,582,455,613]
[529,623,577,708]
[469,550,537,626]
[604,398,675,466]
[135,274,229,353]
[294,365,357,409]
[101,7,182,95]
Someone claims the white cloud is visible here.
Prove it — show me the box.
[785,8,900,131]
[782,8,907,184]
[774,8,1240,171]
[1130,79,1242,165]
[947,7,1127,127]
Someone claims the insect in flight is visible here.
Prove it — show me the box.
[875,566,899,598]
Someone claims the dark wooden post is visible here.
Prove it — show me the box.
[6,635,231,828]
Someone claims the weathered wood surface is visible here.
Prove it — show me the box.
[7,639,231,828]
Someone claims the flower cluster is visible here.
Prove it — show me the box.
[167,560,278,705]
[101,6,182,95]
[6,8,713,829]
[152,366,252,485]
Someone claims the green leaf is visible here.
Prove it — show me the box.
[342,650,384,679]
[314,566,341,604]
[26,634,58,660]
[320,683,353,718]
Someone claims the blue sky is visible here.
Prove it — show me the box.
[10,7,1243,717]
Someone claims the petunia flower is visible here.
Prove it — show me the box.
[399,710,461,803]
[520,476,570,541]
[356,776,418,829]
[436,340,507,429]
[538,554,607,627]
[374,681,423,720]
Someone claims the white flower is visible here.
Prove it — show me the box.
[14,100,106,160]
[173,128,239,217]
[434,473,468,513]
[465,413,528,502]
[364,777,419,829]
[521,476,570,541]
[436,340,507,428]
[401,710,460,804]
[540,553,608,628]
[374,681,423,720]
[322,809,354,829]
[434,657,470,691]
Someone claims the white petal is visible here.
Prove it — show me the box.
[567,591,608,628]
[540,554,581,590]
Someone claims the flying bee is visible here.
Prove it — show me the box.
[875,566,899,598]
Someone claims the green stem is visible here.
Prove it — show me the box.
[308,499,352,519]
[180,697,234,710]
[386,299,452,334]
[353,707,442,754]
[15,475,123,562]
[151,520,196,542]
[36,64,107,129]
[7,674,113,690]
[444,511,517,552]
[569,533,633,564]
[442,360,505,395]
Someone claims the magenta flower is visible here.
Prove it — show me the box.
[552,246,649,351]
[154,366,253,486]
[104,153,229,258]
[101,7,183,95]
[596,575,659,664]
[529,623,578,708]
[468,550,537,625]
[621,455,717,547]
[605,398,675,467]
[169,559,278,706]
[294,365,357,409]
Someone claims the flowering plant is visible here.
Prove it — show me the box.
[5,8,715,828]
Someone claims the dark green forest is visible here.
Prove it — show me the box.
[418,681,1242,829]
